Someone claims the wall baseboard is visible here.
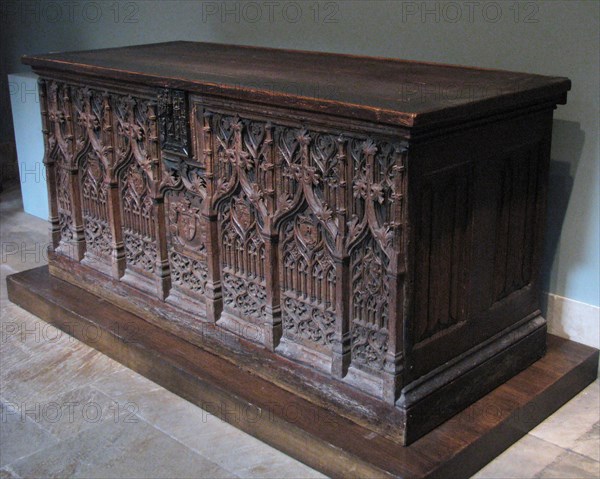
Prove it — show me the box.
[543,293,599,349]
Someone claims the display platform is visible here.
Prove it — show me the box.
[7,266,598,479]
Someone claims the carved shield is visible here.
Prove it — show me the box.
[231,199,254,235]
[295,215,319,250]
[128,166,146,196]
[178,213,196,242]
[88,157,103,183]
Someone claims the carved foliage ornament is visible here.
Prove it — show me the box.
[209,110,404,363]
[115,94,160,274]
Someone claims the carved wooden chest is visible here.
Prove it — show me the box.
[23,42,570,445]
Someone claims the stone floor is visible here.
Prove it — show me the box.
[0,183,598,479]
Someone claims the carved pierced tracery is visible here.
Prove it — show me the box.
[80,153,112,258]
[46,81,75,250]
[56,166,74,244]
[209,108,405,363]
[219,196,267,321]
[280,212,336,349]
[115,96,159,276]
[347,138,404,372]
[120,161,157,273]
[350,238,390,370]
[73,87,113,261]
[212,114,271,323]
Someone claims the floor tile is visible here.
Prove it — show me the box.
[92,368,239,440]
[0,335,123,404]
[7,416,238,479]
[91,368,320,476]
[471,434,565,479]
[570,421,600,462]
[530,379,599,459]
[0,397,59,467]
[27,385,139,442]
[0,466,22,479]
[537,449,600,478]
[235,452,328,479]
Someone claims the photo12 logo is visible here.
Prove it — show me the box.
[1,401,139,424]
[0,1,140,25]
[200,1,340,24]
[399,1,540,24]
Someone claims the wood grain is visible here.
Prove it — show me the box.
[22,41,570,128]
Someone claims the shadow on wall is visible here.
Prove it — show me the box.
[540,119,585,315]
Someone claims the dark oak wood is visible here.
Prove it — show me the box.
[7,266,598,479]
[21,42,573,444]
[22,41,570,129]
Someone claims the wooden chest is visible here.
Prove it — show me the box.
[22,42,570,445]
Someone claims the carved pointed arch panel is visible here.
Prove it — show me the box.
[72,86,114,266]
[347,137,405,374]
[218,192,267,323]
[211,112,272,326]
[114,95,160,282]
[119,160,157,277]
[273,126,344,357]
[350,235,390,372]
[280,208,337,353]
[79,151,112,262]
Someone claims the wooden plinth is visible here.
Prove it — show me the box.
[7,266,598,479]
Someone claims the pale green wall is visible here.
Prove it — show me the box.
[1,0,598,306]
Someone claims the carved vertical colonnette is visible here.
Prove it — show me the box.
[38,79,61,251]
[45,81,85,260]
[382,145,408,403]
[332,135,351,377]
[113,95,169,299]
[260,123,282,349]
[148,101,171,300]
[347,138,406,400]
[197,110,223,322]
[103,92,126,279]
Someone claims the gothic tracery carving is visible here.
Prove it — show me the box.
[115,95,160,276]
